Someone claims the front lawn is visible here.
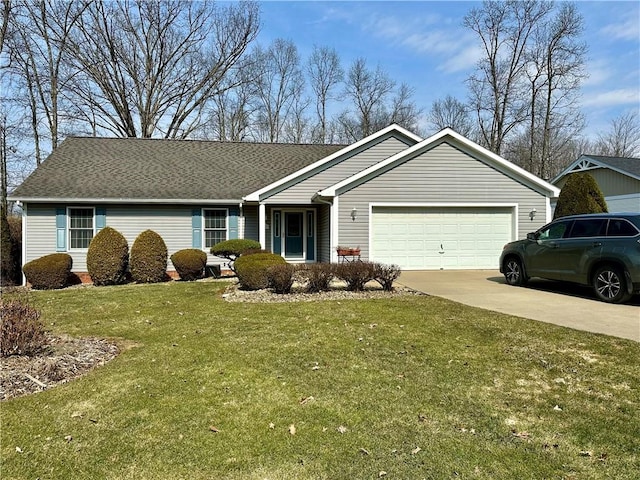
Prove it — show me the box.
[2,281,638,479]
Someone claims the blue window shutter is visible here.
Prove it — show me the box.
[96,207,106,232]
[55,207,66,251]
[228,206,239,239]
[192,209,202,248]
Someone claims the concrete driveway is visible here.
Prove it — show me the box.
[398,270,640,342]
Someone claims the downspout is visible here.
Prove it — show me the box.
[238,202,244,239]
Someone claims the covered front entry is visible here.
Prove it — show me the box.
[271,209,315,262]
[370,206,514,270]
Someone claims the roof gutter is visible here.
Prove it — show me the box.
[7,197,244,205]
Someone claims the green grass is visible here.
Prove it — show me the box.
[2,281,639,479]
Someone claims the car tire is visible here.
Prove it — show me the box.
[592,265,632,304]
[504,257,527,286]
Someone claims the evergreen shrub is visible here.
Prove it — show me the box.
[130,230,168,283]
[235,252,285,290]
[170,248,207,281]
[87,227,129,286]
[23,253,72,290]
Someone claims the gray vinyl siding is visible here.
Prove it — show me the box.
[265,135,411,204]
[556,168,640,197]
[243,205,259,242]
[24,203,239,273]
[336,142,550,260]
[317,204,331,262]
[23,205,59,266]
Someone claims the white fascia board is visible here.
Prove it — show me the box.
[242,124,422,202]
[9,197,243,205]
[319,128,561,198]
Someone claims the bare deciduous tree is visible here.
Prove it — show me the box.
[464,0,553,154]
[428,94,475,137]
[595,112,640,157]
[65,0,259,138]
[251,38,306,143]
[307,45,343,143]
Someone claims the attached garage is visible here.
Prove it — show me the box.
[370,205,514,270]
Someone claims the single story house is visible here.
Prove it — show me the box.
[9,125,560,282]
[552,154,640,212]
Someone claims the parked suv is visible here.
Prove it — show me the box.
[500,213,640,303]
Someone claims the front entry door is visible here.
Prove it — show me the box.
[284,212,304,257]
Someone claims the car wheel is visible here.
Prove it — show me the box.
[504,257,527,286]
[592,265,631,304]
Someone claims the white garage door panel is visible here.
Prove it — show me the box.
[371,207,513,270]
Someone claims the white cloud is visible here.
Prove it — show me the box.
[582,88,640,107]
[599,16,640,41]
[582,59,611,87]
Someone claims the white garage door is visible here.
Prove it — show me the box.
[371,206,513,270]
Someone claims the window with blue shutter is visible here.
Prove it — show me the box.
[96,207,106,232]
[228,206,239,240]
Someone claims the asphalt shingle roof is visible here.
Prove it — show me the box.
[583,154,640,179]
[10,137,346,201]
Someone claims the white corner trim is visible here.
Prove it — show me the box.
[243,124,422,202]
[331,196,339,263]
[21,204,27,286]
[319,128,561,198]
[258,203,266,249]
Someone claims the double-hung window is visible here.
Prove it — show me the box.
[68,207,95,249]
[203,209,228,248]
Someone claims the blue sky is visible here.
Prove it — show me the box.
[256,1,640,139]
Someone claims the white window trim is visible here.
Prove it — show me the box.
[202,207,229,249]
[67,206,95,251]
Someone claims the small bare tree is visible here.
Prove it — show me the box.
[428,95,475,137]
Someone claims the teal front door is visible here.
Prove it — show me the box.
[285,212,304,257]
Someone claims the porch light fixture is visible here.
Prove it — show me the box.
[351,207,358,221]
[529,208,537,221]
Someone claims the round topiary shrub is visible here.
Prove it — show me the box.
[235,252,286,290]
[23,253,73,290]
[87,227,129,286]
[170,248,207,281]
[129,230,168,283]
[210,239,262,273]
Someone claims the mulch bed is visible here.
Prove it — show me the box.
[0,334,119,401]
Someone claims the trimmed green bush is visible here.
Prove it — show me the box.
[268,263,297,294]
[170,249,207,281]
[23,253,73,290]
[1,298,47,357]
[235,252,285,290]
[554,172,608,219]
[335,261,376,291]
[87,227,129,286]
[373,263,401,291]
[299,263,335,293]
[210,239,261,273]
[130,230,168,283]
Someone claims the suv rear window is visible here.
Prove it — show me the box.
[567,219,607,238]
[607,219,640,237]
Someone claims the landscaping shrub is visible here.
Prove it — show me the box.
[299,263,335,292]
[235,252,285,290]
[373,263,401,291]
[1,213,16,285]
[0,298,47,357]
[22,253,72,290]
[554,172,608,219]
[210,239,261,273]
[87,227,129,286]
[170,248,207,281]
[335,261,376,291]
[130,230,168,283]
[268,263,297,294]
